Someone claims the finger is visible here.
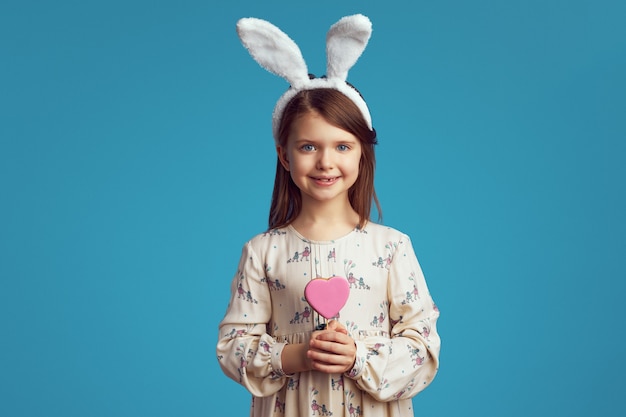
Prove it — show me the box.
[311,362,350,374]
[308,351,355,374]
[313,331,351,345]
[327,320,348,334]
[308,349,353,367]
[310,339,341,354]
[310,338,355,358]
[310,363,345,374]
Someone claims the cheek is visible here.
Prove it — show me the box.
[352,156,365,181]
[353,155,363,173]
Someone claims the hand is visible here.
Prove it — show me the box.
[327,319,348,334]
[307,320,356,374]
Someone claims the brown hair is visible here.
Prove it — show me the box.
[268,88,381,230]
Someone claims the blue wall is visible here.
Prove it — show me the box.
[1,1,624,415]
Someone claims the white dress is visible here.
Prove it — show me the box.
[216,223,440,417]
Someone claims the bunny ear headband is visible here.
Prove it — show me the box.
[236,14,374,143]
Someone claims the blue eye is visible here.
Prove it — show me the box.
[301,144,316,152]
[337,144,350,151]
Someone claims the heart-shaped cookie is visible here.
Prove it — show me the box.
[304,276,350,319]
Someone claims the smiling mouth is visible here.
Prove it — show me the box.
[312,176,339,185]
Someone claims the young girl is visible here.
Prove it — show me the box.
[217,14,440,417]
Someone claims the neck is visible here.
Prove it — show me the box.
[292,197,360,241]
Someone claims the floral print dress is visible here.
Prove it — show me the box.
[216,223,440,417]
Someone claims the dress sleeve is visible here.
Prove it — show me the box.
[345,234,441,401]
[216,241,289,397]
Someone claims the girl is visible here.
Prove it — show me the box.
[217,15,440,417]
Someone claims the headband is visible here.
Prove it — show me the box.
[236,14,374,143]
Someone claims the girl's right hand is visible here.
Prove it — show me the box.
[308,320,356,374]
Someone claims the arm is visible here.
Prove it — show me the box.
[281,343,312,374]
[216,242,290,397]
[345,235,441,401]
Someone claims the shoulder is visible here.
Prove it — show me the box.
[361,223,424,266]
[242,226,293,251]
[360,222,420,255]
[361,222,410,242]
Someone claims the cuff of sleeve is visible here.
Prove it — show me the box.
[269,342,290,378]
[344,340,367,379]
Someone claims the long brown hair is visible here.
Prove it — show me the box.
[268,88,381,230]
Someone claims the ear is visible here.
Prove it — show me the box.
[326,14,372,81]
[237,17,310,89]
[276,146,290,171]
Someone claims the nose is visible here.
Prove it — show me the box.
[316,148,334,170]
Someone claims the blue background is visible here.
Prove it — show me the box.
[2,0,625,416]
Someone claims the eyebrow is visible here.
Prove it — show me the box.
[293,138,358,145]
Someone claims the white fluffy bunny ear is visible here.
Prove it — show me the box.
[326,14,372,81]
[236,15,375,143]
[236,18,310,89]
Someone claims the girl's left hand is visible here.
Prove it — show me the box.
[307,320,356,374]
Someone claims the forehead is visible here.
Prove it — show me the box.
[288,112,358,142]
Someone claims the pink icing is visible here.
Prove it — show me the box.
[304,276,350,319]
